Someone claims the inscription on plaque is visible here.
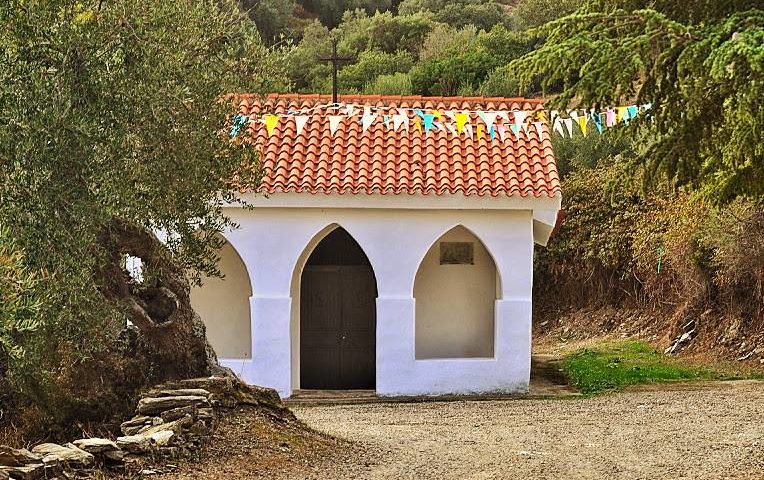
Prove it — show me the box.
[440,242,474,265]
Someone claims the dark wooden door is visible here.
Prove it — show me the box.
[301,265,376,389]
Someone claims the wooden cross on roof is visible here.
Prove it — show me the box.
[318,38,353,104]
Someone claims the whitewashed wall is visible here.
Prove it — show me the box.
[205,205,539,398]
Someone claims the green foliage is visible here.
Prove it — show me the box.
[337,10,435,56]
[507,3,764,202]
[0,0,283,416]
[298,0,394,28]
[285,20,333,91]
[399,0,511,30]
[363,72,413,95]
[340,50,414,92]
[0,228,41,365]
[419,24,477,62]
[563,341,718,394]
[511,0,583,30]
[240,0,297,43]
[410,25,530,96]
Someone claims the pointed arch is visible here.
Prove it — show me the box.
[414,225,499,359]
[290,224,378,390]
[190,235,253,359]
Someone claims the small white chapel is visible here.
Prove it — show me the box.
[190,94,561,398]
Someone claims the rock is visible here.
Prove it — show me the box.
[157,389,211,398]
[197,408,214,421]
[121,416,153,436]
[160,404,197,423]
[149,430,174,447]
[30,443,94,468]
[0,465,45,480]
[0,468,8,479]
[103,449,125,463]
[137,396,209,416]
[0,447,42,467]
[116,436,154,454]
[71,438,119,455]
[138,416,192,437]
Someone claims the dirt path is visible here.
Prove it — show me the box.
[158,381,764,480]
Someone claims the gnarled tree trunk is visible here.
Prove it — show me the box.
[100,220,229,381]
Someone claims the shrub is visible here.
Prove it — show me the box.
[364,72,413,94]
[339,50,415,92]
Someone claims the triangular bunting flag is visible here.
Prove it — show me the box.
[263,114,280,136]
[421,113,436,133]
[344,104,356,117]
[295,115,310,136]
[606,109,616,127]
[393,114,408,131]
[553,118,565,137]
[563,118,574,137]
[627,105,638,121]
[464,122,474,139]
[445,123,457,136]
[550,110,559,124]
[513,110,527,133]
[383,115,391,130]
[617,106,628,123]
[414,117,422,133]
[478,111,498,131]
[361,107,378,133]
[489,125,496,140]
[328,115,343,136]
[533,122,544,138]
[510,123,522,138]
[432,109,443,121]
[578,115,588,136]
[569,110,579,124]
[477,123,484,141]
[455,112,469,134]
[497,124,508,141]
[592,113,604,134]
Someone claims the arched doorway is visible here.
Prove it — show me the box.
[300,227,377,389]
[414,225,500,359]
[190,237,252,359]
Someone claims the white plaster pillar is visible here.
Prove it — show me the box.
[375,297,416,396]
[249,295,293,398]
[495,298,532,393]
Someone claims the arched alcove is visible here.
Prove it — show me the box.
[298,226,378,389]
[414,225,499,359]
[190,237,253,359]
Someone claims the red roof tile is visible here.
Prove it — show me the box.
[237,94,560,198]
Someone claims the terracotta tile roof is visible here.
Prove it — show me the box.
[237,94,560,198]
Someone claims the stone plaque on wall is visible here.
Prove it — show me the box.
[440,242,474,265]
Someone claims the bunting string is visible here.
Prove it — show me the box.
[231,102,653,140]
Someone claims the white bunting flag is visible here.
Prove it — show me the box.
[569,109,579,124]
[533,122,544,138]
[393,114,408,132]
[478,111,498,131]
[513,110,527,132]
[361,107,378,133]
[344,104,356,117]
[295,116,310,136]
[328,115,343,136]
[445,123,457,136]
[563,118,574,137]
[553,118,565,137]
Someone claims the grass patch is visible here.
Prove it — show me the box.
[562,341,725,394]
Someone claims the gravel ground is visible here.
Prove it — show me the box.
[291,381,764,480]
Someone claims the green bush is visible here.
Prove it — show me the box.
[339,50,415,92]
[364,72,413,94]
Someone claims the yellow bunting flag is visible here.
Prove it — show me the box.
[414,117,422,133]
[432,109,443,121]
[617,106,628,123]
[455,112,469,134]
[264,114,279,136]
[578,116,588,136]
[477,123,484,141]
